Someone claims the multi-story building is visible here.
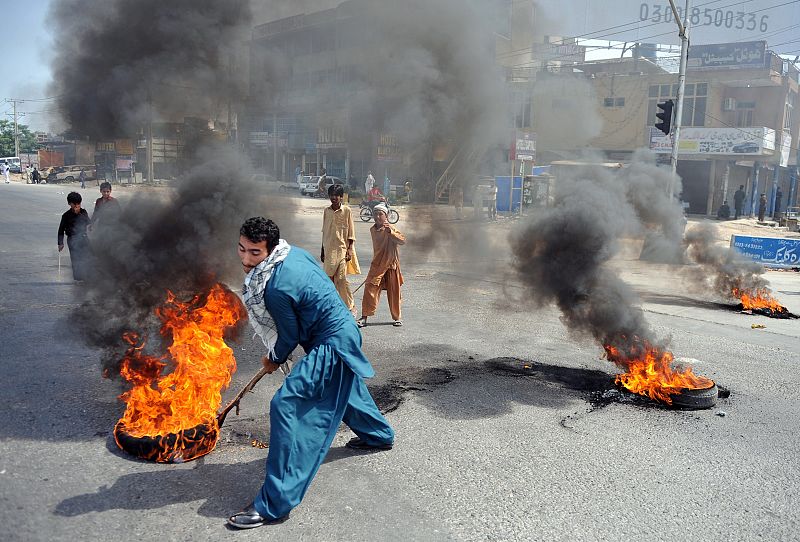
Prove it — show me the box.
[532,41,799,216]
[243,0,532,198]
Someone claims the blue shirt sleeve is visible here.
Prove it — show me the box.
[266,287,300,364]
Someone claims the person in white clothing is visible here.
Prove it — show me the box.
[364,171,375,194]
[2,163,9,184]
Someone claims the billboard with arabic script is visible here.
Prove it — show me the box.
[688,41,766,70]
[731,235,800,268]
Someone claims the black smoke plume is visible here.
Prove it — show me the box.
[78,147,299,375]
[684,222,772,300]
[48,0,297,374]
[510,152,683,362]
[50,0,250,138]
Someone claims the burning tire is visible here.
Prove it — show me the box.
[669,384,718,410]
[114,420,219,463]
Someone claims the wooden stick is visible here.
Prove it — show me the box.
[217,366,270,428]
[352,277,368,294]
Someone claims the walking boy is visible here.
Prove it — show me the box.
[358,203,405,328]
[91,181,121,228]
[57,192,92,281]
[321,184,360,316]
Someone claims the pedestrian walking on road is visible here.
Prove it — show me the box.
[91,181,121,229]
[358,203,405,328]
[1,162,9,184]
[228,217,394,529]
[31,167,40,184]
[57,192,92,282]
[451,183,464,219]
[733,185,746,219]
[758,193,767,222]
[321,183,360,317]
[79,168,87,189]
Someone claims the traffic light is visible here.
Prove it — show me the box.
[655,99,674,135]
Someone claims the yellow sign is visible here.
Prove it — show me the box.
[115,139,134,155]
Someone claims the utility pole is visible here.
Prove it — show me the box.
[12,99,19,158]
[4,98,24,157]
[147,92,154,184]
[667,0,691,199]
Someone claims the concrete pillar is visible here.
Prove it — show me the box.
[301,154,306,174]
[316,148,321,175]
[768,164,779,216]
[345,146,351,187]
[721,161,730,205]
[749,162,760,217]
[272,114,278,176]
[706,160,717,216]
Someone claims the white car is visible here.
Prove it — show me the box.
[299,175,342,197]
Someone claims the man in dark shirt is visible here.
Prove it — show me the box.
[57,192,92,281]
[91,181,121,228]
[733,185,746,219]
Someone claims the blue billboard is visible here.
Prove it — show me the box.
[730,235,800,268]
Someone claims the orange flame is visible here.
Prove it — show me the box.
[606,339,714,405]
[113,283,245,462]
[733,288,784,312]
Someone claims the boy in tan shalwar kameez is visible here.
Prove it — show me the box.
[321,184,360,316]
[357,203,405,328]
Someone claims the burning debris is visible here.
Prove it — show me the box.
[684,224,798,319]
[510,155,716,408]
[605,339,715,406]
[113,284,245,463]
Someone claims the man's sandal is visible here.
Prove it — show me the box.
[356,317,367,328]
[392,321,403,327]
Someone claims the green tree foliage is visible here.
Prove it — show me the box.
[0,120,41,156]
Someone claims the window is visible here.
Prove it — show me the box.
[648,81,707,128]
[512,89,532,128]
[784,91,796,130]
[603,97,625,107]
[736,109,754,127]
[736,101,756,127]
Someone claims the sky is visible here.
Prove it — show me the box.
[1,0,57,133]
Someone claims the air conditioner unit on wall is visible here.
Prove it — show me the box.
[722,97,736,111]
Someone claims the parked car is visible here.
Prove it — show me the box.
[732,142,760,154]
[46,165,97,184]
[0,157,22,173]
[299,175,343,197]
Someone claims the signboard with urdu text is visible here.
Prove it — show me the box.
[731,235,800,268]
[649,126,776,156]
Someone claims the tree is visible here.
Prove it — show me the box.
[0,120,41,156]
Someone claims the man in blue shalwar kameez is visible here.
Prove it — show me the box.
[228,217,395,529]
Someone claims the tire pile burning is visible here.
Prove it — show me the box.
[113,284,245,463]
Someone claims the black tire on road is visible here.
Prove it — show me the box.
[360,207,373,222]
[64,176,74,183]
[388,209,400,224]
[671,384,718,410]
